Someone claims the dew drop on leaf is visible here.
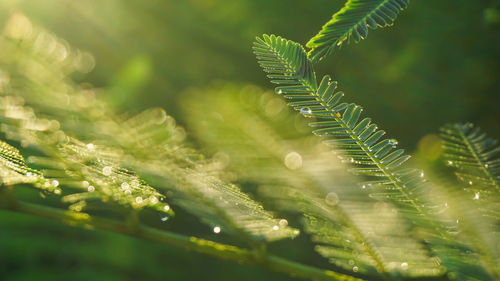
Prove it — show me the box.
[279,219,288,227]
[151,108,167,125]
[284,151,302,170]
[102,166,112,176]
[121,182,130,190]
[87,185,95,192]
[325,192,339,206]
[213,226,221,234]
[401,262,408,270]
[300,107,312,115]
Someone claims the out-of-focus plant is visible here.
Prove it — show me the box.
[0,0,498,280]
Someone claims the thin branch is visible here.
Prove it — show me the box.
[0,199,363,281]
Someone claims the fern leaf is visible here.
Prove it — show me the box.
[254,35,422,207]
[440,123,500,192]
[254,35,496,280]
[182,84,441,277]
[306,0,409,63]
[0,29,299,243]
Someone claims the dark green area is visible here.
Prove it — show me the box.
[0,0,498,280]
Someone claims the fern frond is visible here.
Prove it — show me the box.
[440,123,500,192]
[254,35,497,280]
[182,84,441,278]
[306,0,409,63]
[254,35,422,208]
[0,27,298,243]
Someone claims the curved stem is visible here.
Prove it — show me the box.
[0,200,363,281]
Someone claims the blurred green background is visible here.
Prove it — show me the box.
[0,0,499,280]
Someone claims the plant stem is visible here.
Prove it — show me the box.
[0,200,362,281]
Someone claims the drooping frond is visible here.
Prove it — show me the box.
[182,84,441,277]
[306,0,409,63]
[0,19,298,243]
[440,123,500,192]
[254,34,497,280]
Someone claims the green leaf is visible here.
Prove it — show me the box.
[307,0,410,63]
[440,123,500,192]
[254,34,496,280]
[0,140,58,192]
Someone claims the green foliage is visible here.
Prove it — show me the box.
[0,1,498,281]
[307,0,409,62]
[440,123,500,191]
[253,34,499,280]
[183,84,442,278]
[0,15,297,245]
[0,140,56,191]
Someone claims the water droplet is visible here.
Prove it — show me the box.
[121,182,130,190]
[473,193,480,200]
[325,192,339,206]
[87,143,95,150]
[151,108,167,125]
[163,205,170,211]
[161,217,168,222]
[51,180,59,187]
[349,158,355,163]
[401,262,408,270]
[484,164,489,168]
[135,197,143,204]
[419,172,424,178]
[388,139,398,145]
[447,161,453,165]
[361,184,366,189]
[284,152,302,170]
[300,107,312,115]
[213,226,221,234]
[102,166,112,176]
[468,181,473,185]
[124,190,132,195]
[149,196,158,204]
[279,219,288,227]
[272,225,279,231]
[353,266,359,272]
[87,185,95,192]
